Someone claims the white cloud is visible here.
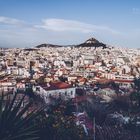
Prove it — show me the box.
[0,16,120,35]
[35,18,120,35]
[0,16,25,25]
[0,16,34,29]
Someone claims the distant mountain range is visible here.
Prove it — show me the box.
[35,37,107,49]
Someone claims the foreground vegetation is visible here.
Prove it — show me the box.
[1,77,140,140]
[0,93,90,140]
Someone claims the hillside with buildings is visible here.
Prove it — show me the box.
[35,37,107,49]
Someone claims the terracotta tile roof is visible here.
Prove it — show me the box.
[43,81,72,90]
[114,79,133,83]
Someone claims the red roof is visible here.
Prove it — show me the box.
[43,81,72,90]
[114,79,133,83]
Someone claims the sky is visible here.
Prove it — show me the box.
[0,0,140,48]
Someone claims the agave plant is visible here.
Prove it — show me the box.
[0,92,43,140]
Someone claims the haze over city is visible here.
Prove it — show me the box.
[0,0,140,48]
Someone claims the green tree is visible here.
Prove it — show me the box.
[38,99,89,140]
[131,77,140,107]
[0,93,43,140]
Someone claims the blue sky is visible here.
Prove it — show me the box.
[0,0,140,48]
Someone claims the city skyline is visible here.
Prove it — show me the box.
[0,0,140,48]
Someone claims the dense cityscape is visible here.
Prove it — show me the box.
[0,37,140,140]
